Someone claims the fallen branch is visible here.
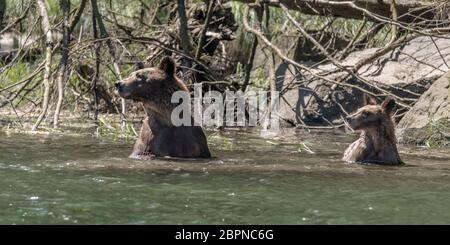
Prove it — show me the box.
[233,0,435,23]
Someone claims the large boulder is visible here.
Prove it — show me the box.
[276,36,450,126]
[396,72,450,146]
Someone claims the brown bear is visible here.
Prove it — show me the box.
[115,57,211,159]
[343,95,402,165]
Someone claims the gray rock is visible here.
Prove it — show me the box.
[397,72,450,145]
[276,36,450,127]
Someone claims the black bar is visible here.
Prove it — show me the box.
[1,225,449,243]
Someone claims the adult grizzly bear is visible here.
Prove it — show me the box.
[115,57,211,159]
[343,95,402,165]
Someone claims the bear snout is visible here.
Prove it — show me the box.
[114,80,131,98]
[115,80,123,89]
[345,115,354,125]
[345,115,359,129]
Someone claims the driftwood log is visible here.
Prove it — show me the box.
[233,0,435,23]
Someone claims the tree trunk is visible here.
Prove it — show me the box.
[0,0,5,30]
[69,0,87,35]
[90,0,126,128]
[194,0,215,61]
[53,0,71,128]
[242,3,263,92]
[92,5,100,123]
[263,4,278,130]
[32,0,53,131]
[176,0,193,72]
[233,0,434,23]
[193,0,215,82]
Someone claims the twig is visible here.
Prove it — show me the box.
[0,1,32,35]
[430,36,450,70]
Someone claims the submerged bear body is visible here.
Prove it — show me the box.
[343,131,401,165]
[116,57,211,159]
[131,116,210,159]
[343,95,402,165]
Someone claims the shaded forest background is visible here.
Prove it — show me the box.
[0,0,449,139]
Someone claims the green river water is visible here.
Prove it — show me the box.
[1,129,450,224]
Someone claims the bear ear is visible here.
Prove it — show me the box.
[364,94,377,105]
[133,62,145,71]
[381,96,396,114]
[158,56,176,76]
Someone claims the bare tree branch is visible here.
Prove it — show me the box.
[32,0,54,131]
[53,0,71,128]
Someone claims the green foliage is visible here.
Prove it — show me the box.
[5,0,24,18]
[425,120,450,148]
[426,122,438,148]
[45,0,62,19]
[248,67,267,90]
[97,116,138,139]
[0,60,44,107]
[0,62,32,88]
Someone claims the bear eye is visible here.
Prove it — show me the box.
[362,111,369,118]
[136,74,145,81]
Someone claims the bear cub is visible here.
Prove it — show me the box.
[115,57,211,159]
[343,94,402,165]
